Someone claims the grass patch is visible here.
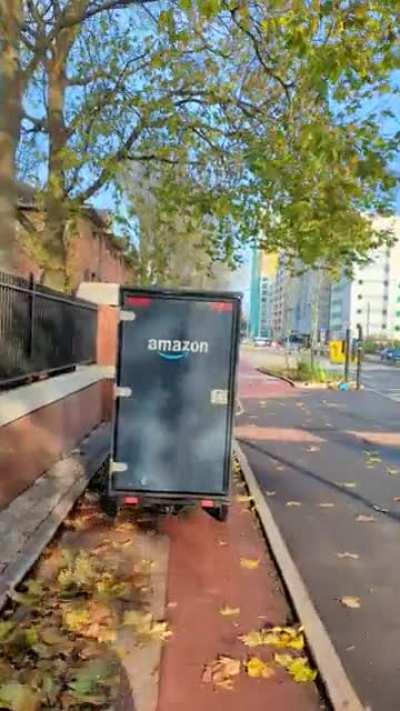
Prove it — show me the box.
[262,359,341,384]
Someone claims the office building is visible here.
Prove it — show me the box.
[329,216,400,339]
[249,250,278,337]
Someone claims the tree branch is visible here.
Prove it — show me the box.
[79,121,143,202]
[58,0,159,32]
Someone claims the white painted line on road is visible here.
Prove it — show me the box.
[235,439,367,711]
[363,386,400,404]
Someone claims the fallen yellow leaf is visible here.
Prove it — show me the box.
[239,626,304,651]
[337,552,359,560]
[287,657,318,683]
[133,559,155,574]
[274,653,293,668]
[235,495,253,503]
[219,605,240,617]
[340,596,361,609]
[202,656,241,690]
[240,558,260,570]
[274,654,317,682]
[356,514,376,522]
[239,630,264,647]
[246,657,275,679]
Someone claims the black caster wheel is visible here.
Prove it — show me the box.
[206,504,229,522]
[100,494,119,519]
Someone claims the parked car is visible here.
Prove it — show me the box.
[381,347,400,363]
[388,348,400,363]
[380,347,392,361]
[254,337,268,347]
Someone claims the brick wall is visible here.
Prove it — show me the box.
[16,209,131,290]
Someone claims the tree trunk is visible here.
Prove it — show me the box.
[42,45,70,289]
[0,0,22,272]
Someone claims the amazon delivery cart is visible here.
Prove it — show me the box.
[106,286,241,521]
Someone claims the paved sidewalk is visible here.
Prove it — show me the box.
[157,486,323,710]
[237,353,400,711]
[0,422,110,609]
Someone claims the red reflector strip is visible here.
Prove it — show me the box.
[125,296,152,307]
[210,302,233,312]
[123,496,139,504]
[201,499,214,508]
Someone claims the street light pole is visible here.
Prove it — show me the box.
[356,323,363,390]
[344,328,351,382]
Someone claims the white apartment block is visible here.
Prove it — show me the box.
[259,276,275,337]
[269,262,330,340]
[271,261,288,339]
[329,216,400,340]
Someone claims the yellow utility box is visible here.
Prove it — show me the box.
[329,340,345,364]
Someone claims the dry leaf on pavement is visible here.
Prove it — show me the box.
[340,596,361,609]
[239,625,304,651]
[218,540,228,546]
[202,656,241,690]
[219,605,240,617]
[235,495,253,503]
[286,501,302,507]
[240,558,260,569]
[239,630,264,647]
[122,610,172,641]
[274,654,317,682]
[356,514,376,522]
[0,682,40,711]
[337,552,359,560]
[246,657,275,679]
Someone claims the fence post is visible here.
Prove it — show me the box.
[27,272,36,360]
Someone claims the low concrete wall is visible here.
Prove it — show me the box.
[0,281,122,512]
[0,368,112,510]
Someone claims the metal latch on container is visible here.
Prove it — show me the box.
[110,460,128,473]
[114,386,132,399]
[120,310,136,322]
[211,389,228,405]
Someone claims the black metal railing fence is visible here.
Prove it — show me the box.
[0,270,97,387]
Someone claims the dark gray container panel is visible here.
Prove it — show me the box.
[111,290,241,497]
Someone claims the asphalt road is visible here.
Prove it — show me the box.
[249,346,400,404]
[237,355,400,711]
[360,359,400,404]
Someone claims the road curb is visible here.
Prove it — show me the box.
[257,367,334,390]
[235,439,367,711]
[257,367,297,387]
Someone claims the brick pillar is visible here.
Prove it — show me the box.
[76,282,120,419]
